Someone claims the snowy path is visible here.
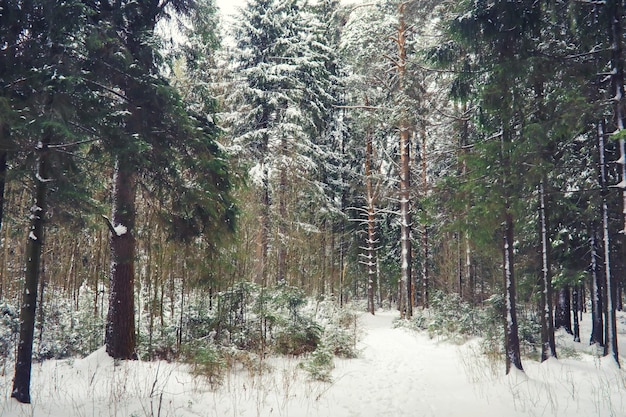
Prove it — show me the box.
[287,310,626,417]
[3,309,626,417]
[316,311,515,417]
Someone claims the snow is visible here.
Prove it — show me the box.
[113,224,127,236]
[3,310,626,416]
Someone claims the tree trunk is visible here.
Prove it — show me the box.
[608,0,626,235]
[397,2,412,318]
[365,127,376,315]
[554,286,572,334]
[590,225,604,346]
[421,122,429,309]
[504,211,523,373]
[598,120,619,365]
[257,164,270,286]
[572,285,581,342]
[11,135,50,404]
[0,151,6,233]
[539,181,557,360]
[277,142,287,283]
[105,158,137,360]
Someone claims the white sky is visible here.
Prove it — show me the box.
[215,0,246,18]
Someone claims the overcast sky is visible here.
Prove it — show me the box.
[215,0,246,18]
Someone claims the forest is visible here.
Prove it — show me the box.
[1,0,626,408]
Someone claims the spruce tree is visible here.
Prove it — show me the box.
[84,0,235,359]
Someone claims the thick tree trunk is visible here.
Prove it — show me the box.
[554,286,572,334]
[504,211,523,373]
[12,135,50,404]
[539,181,557,360]
[105,158,137,360]
[590,226,604,346]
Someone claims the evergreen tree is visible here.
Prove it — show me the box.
[85,0,235,359]
[9,0,96,402]
[228,0,341,285]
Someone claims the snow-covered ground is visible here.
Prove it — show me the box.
[2,310,626,417]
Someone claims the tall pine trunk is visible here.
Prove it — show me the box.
[539,181,557,360]
[365,127,376,315]
[11,134,50,404]
[397,2,412,318]
[420,120,429,308]
[277,138,287,283]
[257,164,270,286]
[598,120,619,365]
[504,211,523,373]
[0,140,7,231]
[105,158,137,360]
[608,0,626,236]
[590,224,604,346]
[572,285,581,342]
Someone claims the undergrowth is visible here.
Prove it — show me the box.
[398,291,541,360]
[0,282,360,385]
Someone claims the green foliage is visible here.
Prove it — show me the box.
[404,292,541,359]
[299,346,334,382]
[275,321,322,356]
[182,340,226,387]
[0,302,19,366]
[405,291,481,339]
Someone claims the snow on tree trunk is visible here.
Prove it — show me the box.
[598,120,619,366]
[11,135,50,404]
[397,2,412,318]
[420,122,429,309]
[504,211,523,373]
[608,0,626,235]
[105,158,137,360]
[365,127,376,315]
[572,285,581,342]
[539,181,557,360]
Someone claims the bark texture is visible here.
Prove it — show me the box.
[539,181,557,361]
[397,2,412,318]
[504,211,523,373]
[105,159,137,360]
[12,136,49,403]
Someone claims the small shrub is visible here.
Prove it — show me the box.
[275,321,322,356]
[0,302,19,362]
[182,341,226,387]
[300,346,334,382]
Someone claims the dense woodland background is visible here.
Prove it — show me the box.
[2,0,626,404]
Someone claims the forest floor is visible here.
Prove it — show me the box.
[2,309,626,417]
